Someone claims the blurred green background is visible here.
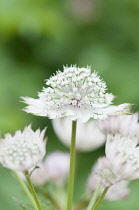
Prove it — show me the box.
[0,0,139,209]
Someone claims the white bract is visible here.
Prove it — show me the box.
[30,151,70,186]
[98,113,139,138]
[97,134,139,187]
[52,117,105,152]
[21,66,131,122]
[0,125,47,172]
[87,163,130,201]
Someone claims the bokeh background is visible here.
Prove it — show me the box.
[0,0,139,209]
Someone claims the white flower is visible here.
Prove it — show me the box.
[98,113,139,138]
[0,125,47,172]
[87,163,130,201]
[21,66,131,123]
[96,134,139,187]
[52,117,105,152]
[30,151,70,186]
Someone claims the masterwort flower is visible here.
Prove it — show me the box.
[0,125,47,172]
[21,66,131,122]
[87,163,130,201]
[98,112,139,138]
[96,134,139,187]
[52,117,105,151]
[30,151,70,186]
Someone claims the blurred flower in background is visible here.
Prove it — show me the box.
[67,0,98,23]
[27,151,70,186]
[52,117,105,152]
[98,113,139,138]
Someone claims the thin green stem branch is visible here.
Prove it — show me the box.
[86,184,101,210]
[12,171,38,210]
[24,171,42,210]
[92,187,109,210]
[66,120,77,210]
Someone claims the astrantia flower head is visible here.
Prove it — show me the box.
[87,162,130,201]
[0,125,47,172]
[96,134,139,187]
[21,66,131,122]
[52,117,105,152]
[106,134,139,180]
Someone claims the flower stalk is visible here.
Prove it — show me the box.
[24,171,42,210]
[66,120,77,210]
[92,187,109,210]
[86,183,101,210]
[13,171,38,210]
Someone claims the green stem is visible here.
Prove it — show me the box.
[24,171,42,210]
[12,171,38,210]
[86,184,101,210]
[66,120,77,210]
[92,187,109,210]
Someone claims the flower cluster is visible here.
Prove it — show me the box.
[21,66,131,122]
[0,65,136,210]
[0,125,47,172]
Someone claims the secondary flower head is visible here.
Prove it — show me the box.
[98,113,139,138]
[21,66,131,122]
[96,134,139,187]
[30,151,70,186]
[52,117,105,152]
[87,163,130,201]
[0,125,47,172]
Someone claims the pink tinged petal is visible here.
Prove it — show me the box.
[97,157,120,187]
[105,181,130,201]
[106,134,138,161]
[44,151,70,186]
[105,134,139,181]
[98,113,139,140]
[103,103,132,116]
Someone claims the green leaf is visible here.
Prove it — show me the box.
[14,200,34,210]
[41,200,56,210]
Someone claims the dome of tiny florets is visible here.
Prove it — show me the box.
[45,66,113,109]
[21,66,131,122]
